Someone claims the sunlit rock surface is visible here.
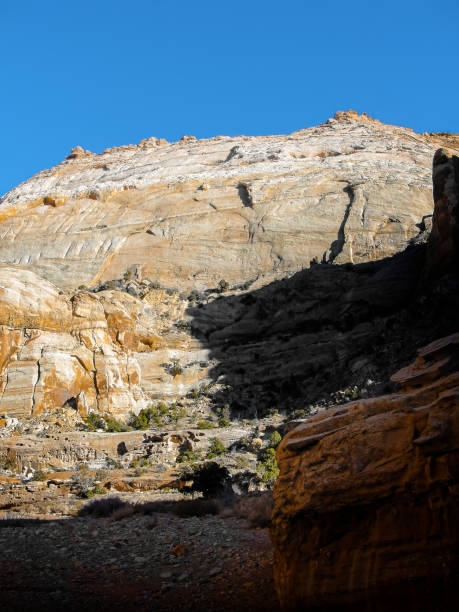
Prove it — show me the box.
[1,111,453,291]
[270,147,459,611]
[0,115,458,421]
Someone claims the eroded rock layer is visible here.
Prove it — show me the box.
[270,148,459,610]
[271,333,459,611]
[0,111,453,291]
[0,117,458,422]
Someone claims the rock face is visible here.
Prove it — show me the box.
[0,114,458,421]
[0,267,148,418]
[271,334,459,611]
[270,148,459,610]
[0,111,449,292]
[425,148,459,281]
[0,267,219,418]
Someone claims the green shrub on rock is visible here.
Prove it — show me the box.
[84,413,106,431]
[206,438,226,459]
[196,419,214,430]
[268,430,282,449]
[257,447,279,486]
[31,470,48,482]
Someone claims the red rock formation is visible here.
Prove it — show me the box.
[271,333,459,610]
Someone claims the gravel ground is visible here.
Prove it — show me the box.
[0,512,277,612]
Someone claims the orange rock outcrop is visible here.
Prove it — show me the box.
[271,333,459,610]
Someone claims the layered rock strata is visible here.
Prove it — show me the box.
[0,111,452,292]
[0,117,458,421]
[271,332,459,611]
[270,148,459,610]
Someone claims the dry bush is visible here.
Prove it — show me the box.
[110,503,135,522]
[78,496,129,517]
[231,491,273,527]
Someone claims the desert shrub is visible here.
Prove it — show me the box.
[268,430,282,449]
[292,408,310,419]
[130,457,151,469]
[31,470,48,482]
[106,457,122,469]
[104,417,123,432]
[170,358,183,377]
[130,405,163,429]
[1,449,20,473]
[94,469,107,482]
[158,402,168,416]
[175,320,192,332]
[257,448,279,486]
[218,404,231,427]
[84,413,106,431]
[131,409,150,430]
[232,278,255,291]
[232,492,273,527]
[110,504,136,521]
[196,419,214,430]
[170,403,186,425]
[235,456,251,470]
[133,467,146,477]
[231,436,251,452]
[177,449,203,463]
[206,437,226,459]
[188,289,205,303]
[199,382,211,395]
[71,471,94,496]
[78,496,129,517]
[80,483,107,499]
[218,279,229,293]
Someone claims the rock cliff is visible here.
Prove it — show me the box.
[0,111,451,291]
[270,148,459,610]
[271,333,459,611]
[0,114,458,421]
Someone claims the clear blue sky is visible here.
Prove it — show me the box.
[1,0,459,196]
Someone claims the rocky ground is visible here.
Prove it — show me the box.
[0,504,277,612]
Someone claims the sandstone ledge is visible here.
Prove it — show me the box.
[271,333,459,610]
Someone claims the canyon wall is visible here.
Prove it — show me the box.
[0,111,447,291]
[0,114,458,421]
[271,148,459,611]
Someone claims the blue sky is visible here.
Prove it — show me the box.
[1,0,459,196]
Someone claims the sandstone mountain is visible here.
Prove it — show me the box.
[1,110,455,291]
[0,111,458,423]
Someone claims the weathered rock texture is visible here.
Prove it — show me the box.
[271,334,459,611]
[0,268,148,418]
[425,148,459,281]
[270,148,459,610]
[0,114,458,421]
[1,111,454,292]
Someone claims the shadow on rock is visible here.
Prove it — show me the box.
[187,243,458,418]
